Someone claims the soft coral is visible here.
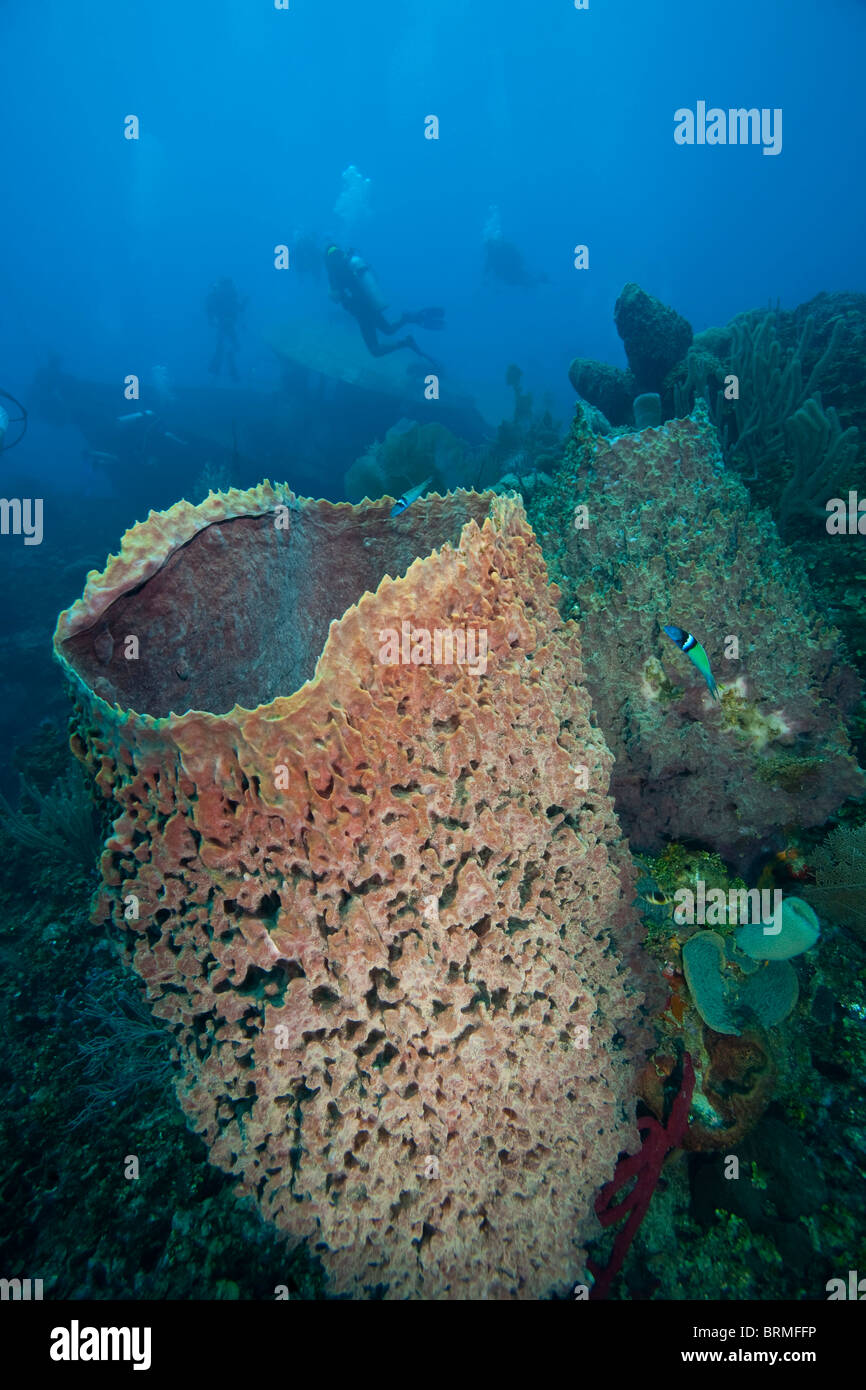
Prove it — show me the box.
[587,1049,695,1299]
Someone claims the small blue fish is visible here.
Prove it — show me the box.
[663,624,720,701]
[390,476,432,517]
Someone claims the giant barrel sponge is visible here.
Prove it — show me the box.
[54,483,650,1299]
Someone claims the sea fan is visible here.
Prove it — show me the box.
[803,823,866,938]
[0,764,102,868]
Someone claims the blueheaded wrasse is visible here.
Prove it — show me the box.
[390,476,432,517]
[641,888,671,907]
[663,624,720,701]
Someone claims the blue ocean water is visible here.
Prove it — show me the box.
[1,0,865,1323]
[3,0,865,456]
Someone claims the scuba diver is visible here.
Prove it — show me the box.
[484,237,548,287]
[482,205,548,288]
[0,388,28,452]
[324,244,444,361]
[205,277,245,380]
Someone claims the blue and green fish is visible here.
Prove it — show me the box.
[391,477,432,517]
[663,624,720,701]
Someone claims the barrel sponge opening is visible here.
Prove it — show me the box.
[55,485,493,719]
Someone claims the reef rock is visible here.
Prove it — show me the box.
[54,482,650,1299]
[533,402,864,870]
[568,357,635,425]
[614,282,693,395]
[343,419,468,505]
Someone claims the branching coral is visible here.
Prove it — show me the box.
[726,310,822,476]
[588,1049,695,1300]
[778,395,860,538]
[673,307,862,535]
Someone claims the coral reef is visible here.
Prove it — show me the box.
[567,290,866,665]
[779,395,860,538]
[588,1048,695,1299]
[766,292,866,436]
[736,895,819,960]
[66,973,178,1131]
[690,1114,829,1274]
[682,931,800,1035]
[637,1027,776,1153]
[479,364,562,489]
[342,419,464,503]
[681,1027,777,1151]
[630,849,821,1162]
[54,482,651,1300]
[803,821,866,939]
[682,932,739,1034]
[613,283,693,396]
[17,807,858,1305]
[633,393,661,429]
[0,764,102,868]
[567,358,635,425]
[0,867,327,1300]
[670,302,864,540]
[530,402,864,871]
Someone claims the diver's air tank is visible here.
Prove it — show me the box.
[349,255,387,311]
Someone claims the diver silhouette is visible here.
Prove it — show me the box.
[482,205,548,288]
[206,277,245,380]
[484,237,548,288]
[324,244,444,361]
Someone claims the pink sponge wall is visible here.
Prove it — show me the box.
[55,484,652,1299]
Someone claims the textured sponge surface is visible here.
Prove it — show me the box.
[56,487,649,1299]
